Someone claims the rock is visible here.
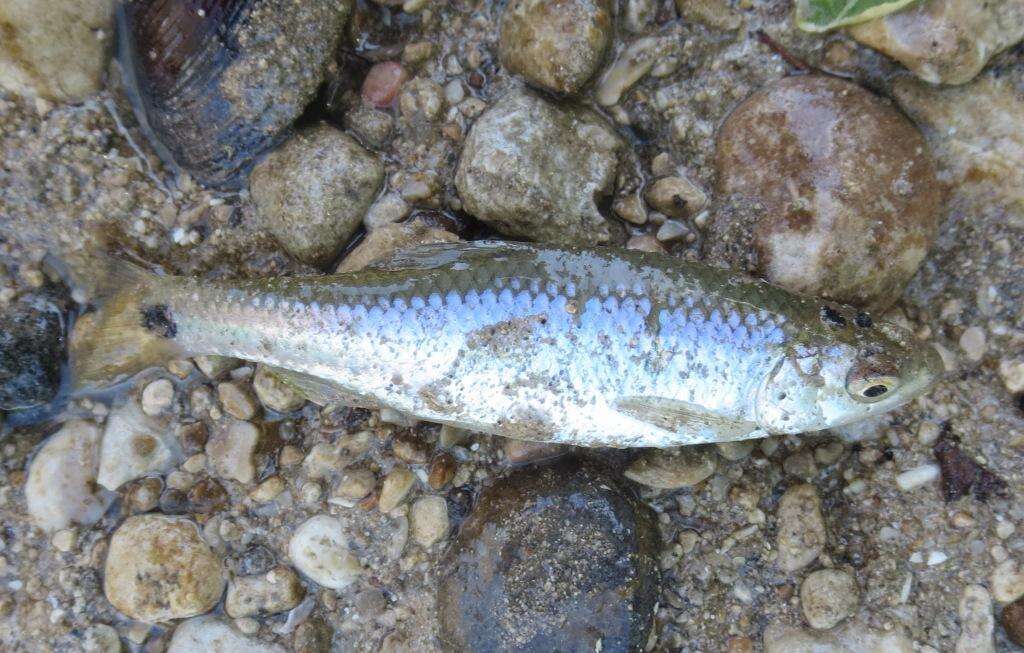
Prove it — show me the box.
[716,440,757,462]
[0,0,113,102]
[711,75,940,311]
[891,73,1023,216]
[894,463,940,491]
[168,616,286,653]
[438,459,659,653]
[186,477,229,513]
[764,620,913,653]
[97,400,183,491]
[955,584,994,653]
[141,378,175,415]
[644,176,707,218]
[999,359,1024,395]
[596,36,673,106]
[252,365,305,413]
[104,515,224,622]
[225,566,305,618]
[624,446,716,489]
[331,468,377,503]
[959,326,987,362]
[345,103,394,149]
[1001,597,1024,647]
[363,193,412,230]
[0,287,68,409]
[194,355,240,379]
[454,88,623,246]
[990,558,1024,603]
[361,61,409,108]
[251,123,384,266]
[409,495,449,547]
[337,220,459,273]
[302,431,371,479]
[217,381,259,420]
[25,420,114,531]
[776,484,826,573]
[849,0,1024,85]
[249,475,286,503]
[292,619,333,653]
[378,465,416,513]
[800,568,859,629]
[676,0,742,30]
[498,0,612,95]
[288,515,362,590]
[398,77,444,123]
[207,420,261,484]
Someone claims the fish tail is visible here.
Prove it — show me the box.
[68,255,185,390]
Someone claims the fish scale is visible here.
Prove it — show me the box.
[72,241,942,447]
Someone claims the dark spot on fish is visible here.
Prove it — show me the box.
[933,434,1008,502]
[862,384,888,398]
[140,304,177,338]
[820,305,846,327]
[854,312,873,328]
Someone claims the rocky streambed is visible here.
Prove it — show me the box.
[0,0,1023,652]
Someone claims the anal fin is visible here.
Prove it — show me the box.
[263,366,379,410]
[614,395,760,442]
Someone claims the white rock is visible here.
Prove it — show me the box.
[624,446,716,489]
[252,365,305,413]
[800,569,859,629]
[764,620,913,653]
[776,484,826,573]
[168,616,286,653]
[104,515,225,623]
[409,495,449,547]
[302,431,372,479]
[207,419,260,484]
[141,378,175,415]
[999,358,1024,394]
[895,464,940,491]
[25,420,115,531]
[0,0,114,102]
[217,381,259,420]
[959,326,987,361]
[378,465,417,513]
[97,400,183,490]
[194,355,241,379]
[990,558,1024,603]
[288,515,362,590]
[955,584,994,653]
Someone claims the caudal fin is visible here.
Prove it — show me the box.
[68,256,184,390]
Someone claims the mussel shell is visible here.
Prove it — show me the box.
[118,0,351,188]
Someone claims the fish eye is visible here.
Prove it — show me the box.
[846,357,901,403]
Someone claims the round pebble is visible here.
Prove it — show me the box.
[288,515,362,590]
[409,495,449,547]
[800,568,859,629]
[141,378,175,415]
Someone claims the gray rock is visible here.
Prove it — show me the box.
[168,616,286,653]
[956,584,994,653]
[225,566,305,618]
[499,0,613,95]
[288,515,362,590]
[455,88,624,246]
[0,0,113,101]
[776,483,826,573]
[251,123,384,266]
[764,620,913,653]
[438,459,659,653]
[800,568,859,629]
[0,287,68,410]
[850,0,1024,85]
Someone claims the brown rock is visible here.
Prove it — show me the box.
[1002,597,1024,647]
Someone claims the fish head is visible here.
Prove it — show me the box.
[755,319,944,433]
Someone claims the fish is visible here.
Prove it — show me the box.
[68,241,944,447]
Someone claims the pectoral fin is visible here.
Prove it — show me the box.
[263,366,379,410]
[614,395,760,441]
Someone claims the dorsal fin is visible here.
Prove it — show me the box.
[364,240,537,272]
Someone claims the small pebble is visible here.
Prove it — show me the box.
[991,559,1024,603]
[141,379,175,415]
[409,495,449,547]
[250,476,286,503]
[625,446,716,489]
[800,568,859,629]
[959,326,987,362]
[207,420,260,484]
[1002,597,1024,647]
[776,484,826,573]
[288,515,362,590]
[895,464,940,491]
[168,616,286,653]
[252,365,305,413]
[379,466,416,513]
[225,566,305,618]
[217,381,259,420]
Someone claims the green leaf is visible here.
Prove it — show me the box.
[795,0,923,32]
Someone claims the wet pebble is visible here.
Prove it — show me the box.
[0,287,68,410]
[252,365,305,413]
[955,584,994,653]
[332,468,377,504]
[168,616,286,653]
[800,568,859,629]
[499,0,612,95]
[362,61,409,108]
[217,381,259,420]
[438,459,659,652]
[288,515,362,590]
[378,465,416,513]
[141,378,175,415]
[225,566,305,618]
[711,75,940,310]
[97,399,183,490]
[25,420,114,531]
[0,0,113,102]
[251,123,384,266]
[455,88,623,246]
[104,514,224,622]
[302,431,371,479]
[194,355,240,380]
[409,495,449,547]
[776,483,826,573]
[990,558,1024,603]
[999,358,1024,394]
[850,0,1024,85]
[624,446,717,489]
[644,176,707,219]
[1001,596,1024,647]
[207,420,260,484]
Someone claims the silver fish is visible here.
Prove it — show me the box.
[70,242,943,447]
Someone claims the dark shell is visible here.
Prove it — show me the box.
[117,0,351,188]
